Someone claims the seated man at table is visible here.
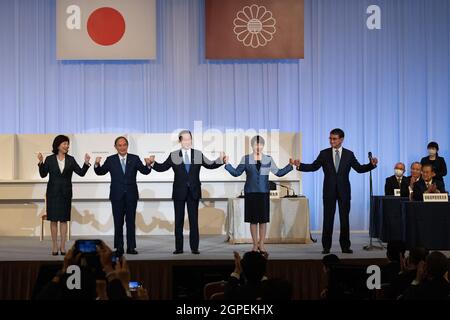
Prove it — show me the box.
[385,162,409,197]
[411,164,446,201]
[407,162,422,196]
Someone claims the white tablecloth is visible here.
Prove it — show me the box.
[226,197,312,244]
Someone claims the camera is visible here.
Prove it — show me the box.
[73,239,114,279]
[129,281,142,292]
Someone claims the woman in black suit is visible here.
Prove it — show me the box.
[420,141,447,190]
[38,135,91,255]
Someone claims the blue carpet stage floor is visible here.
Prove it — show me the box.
[1,234,449,300]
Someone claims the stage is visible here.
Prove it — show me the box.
[0,233,420,300]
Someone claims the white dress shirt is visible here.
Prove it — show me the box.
[57,157,65,173]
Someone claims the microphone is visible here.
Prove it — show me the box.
[238,189,245,198]
[271,181,299,198]
[368,152,373,161]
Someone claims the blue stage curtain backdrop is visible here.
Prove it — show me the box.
[0,0,449,231]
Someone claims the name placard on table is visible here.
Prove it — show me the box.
[423,193,449,202]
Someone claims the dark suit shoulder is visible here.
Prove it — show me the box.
[319,148,332,156]
[127,153,139,159]
[342,148,354,156]
[45,154,56,161]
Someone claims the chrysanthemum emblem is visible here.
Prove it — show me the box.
[233,5,276,49]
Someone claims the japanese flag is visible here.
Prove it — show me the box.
[57,0,156,60]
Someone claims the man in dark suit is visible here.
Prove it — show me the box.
[412,164,446,201]
[406,162,422,198]
[385,162,410,197]
[94,136,152,256]
[150,130,224,254]
[296,129,378,254]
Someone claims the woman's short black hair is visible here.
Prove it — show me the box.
[251,135,265,147]
[427,141,439,151]
[52,135,70,154]
[178,130,192,142]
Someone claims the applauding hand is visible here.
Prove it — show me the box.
[233,251,242,275]
[37,153,44,164]
[84,153,91,165]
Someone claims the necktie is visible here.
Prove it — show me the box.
[184,151,191,173]
[334,150,340,172]
[121,158,126,174]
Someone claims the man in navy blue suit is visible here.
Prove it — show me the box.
[150,130,225,255]
[296,129,378,254]
[94,136,152,256]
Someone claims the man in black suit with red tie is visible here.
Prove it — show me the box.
[296,129,378,254]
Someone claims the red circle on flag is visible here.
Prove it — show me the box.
[87,7,126,46]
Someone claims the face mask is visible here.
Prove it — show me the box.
[394,169,404,178]
[428,149,437,156]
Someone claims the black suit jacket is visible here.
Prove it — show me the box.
[94,153,151,201]
[297,148,375,200]
[385,175,410,197]
[412,179,446,201]
[39,154,89,198]
[152,149,223,200]
[420,156,447,182]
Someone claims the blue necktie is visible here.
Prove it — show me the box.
[184,151,191,173]
[334,150,340,172]
[121,158,126,174]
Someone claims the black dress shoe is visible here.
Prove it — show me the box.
[126,249,138,255]
[114,250,124,257]
[342,248,353,254]
[191,250,200,255]
[60,251,66,256]
[52,251,59,256]
[173,250,184,255]
[322,249,330,254]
